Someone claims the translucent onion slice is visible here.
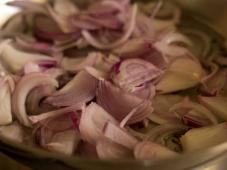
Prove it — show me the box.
[156,57,204,93]
[103,122,138,149]
[170,98,218,126]
[81,4,138,49]
[29,103,83,124]
[199,96,227,121]
[97,80,151,123]
[180,123,227,152]
[46,0,79,33]
[7,0,47,14]
[36,112,80,155]
[201,68,227,96]
[12,73,58,127]
[79,102,118,144]
[0,77,12,125]
[111,58,163,92]
[96,138,132,160]
[134,141,179,160]
[46,70,98,107]
[0,41,57,74]
[113,38,151,58]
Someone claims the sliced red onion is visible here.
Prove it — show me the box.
[142,47,168,69]
[1,41,57,74]
[97,80,151,123]
[86,2,120,17]
[12,73,58,127]
[180,122,227,152]
[36,112,80,155]
[81,4,138,49]
[102,0,128,12]
[113,38,152,58]
[45,130,80,155]
[96,138,132,159]
[23,62,42,74]
[79,102,118,144]
[170,98,218,127]
[46,70,98,107]
[46,0,79,33]
[71,15,101,30]
[0,122,24,143]
[7,0,47,14]
[156,57,205,93]
[146,124,188,142]
[201,68,227,96]
[0,76,13,125]
[26,85,56,115]
[111,58,163,92]
[199,96,227,121]
[134,141,179,160]
[15,37,57,54]
[34,15,80,42]
[29,103,83,124]
[103,122,138,149]
[134,13,155,40]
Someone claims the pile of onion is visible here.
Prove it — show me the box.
[0,0,227,161]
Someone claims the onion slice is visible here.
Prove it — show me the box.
[103,122,138,149]
[134,141,179,160]
[12,73,58,127]
[81,4,138,49]
[97,80,151,123]
[79,102,118,144]
[46,70,98,107]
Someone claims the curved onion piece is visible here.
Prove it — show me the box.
[0,77,12,125]
[34,15,80,42]
[154,32,192,57]
[170,98,218,127]
[96,138,132,159]
[156,57,204,93]
[201,68,227,96]
[180,123,227,152]
[146,124,188,152]
[97,80,151,123]
[81,4,138,49]
[46,70,98,107]
[0,41,57,73]
[79,102,118,144]
[104,122,138,149]
[46,0,79,33]
[134,13,155,39]
[215,56,227,66]
[181,28,211,58]
[0,122,24,143]
[199,96,227,121]
[15,37,57,54]
[12,73,58,127]
[26,85,56,115]
[147,95,184,124]
[134,141,179,160]
[113,38,151,58]
[29,103,83,124]
[45,130,80,155]
[7,0,47,14]
[36,112,80,155]
[111,58,163,92]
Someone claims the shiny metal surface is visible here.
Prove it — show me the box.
[1,0,227,170]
